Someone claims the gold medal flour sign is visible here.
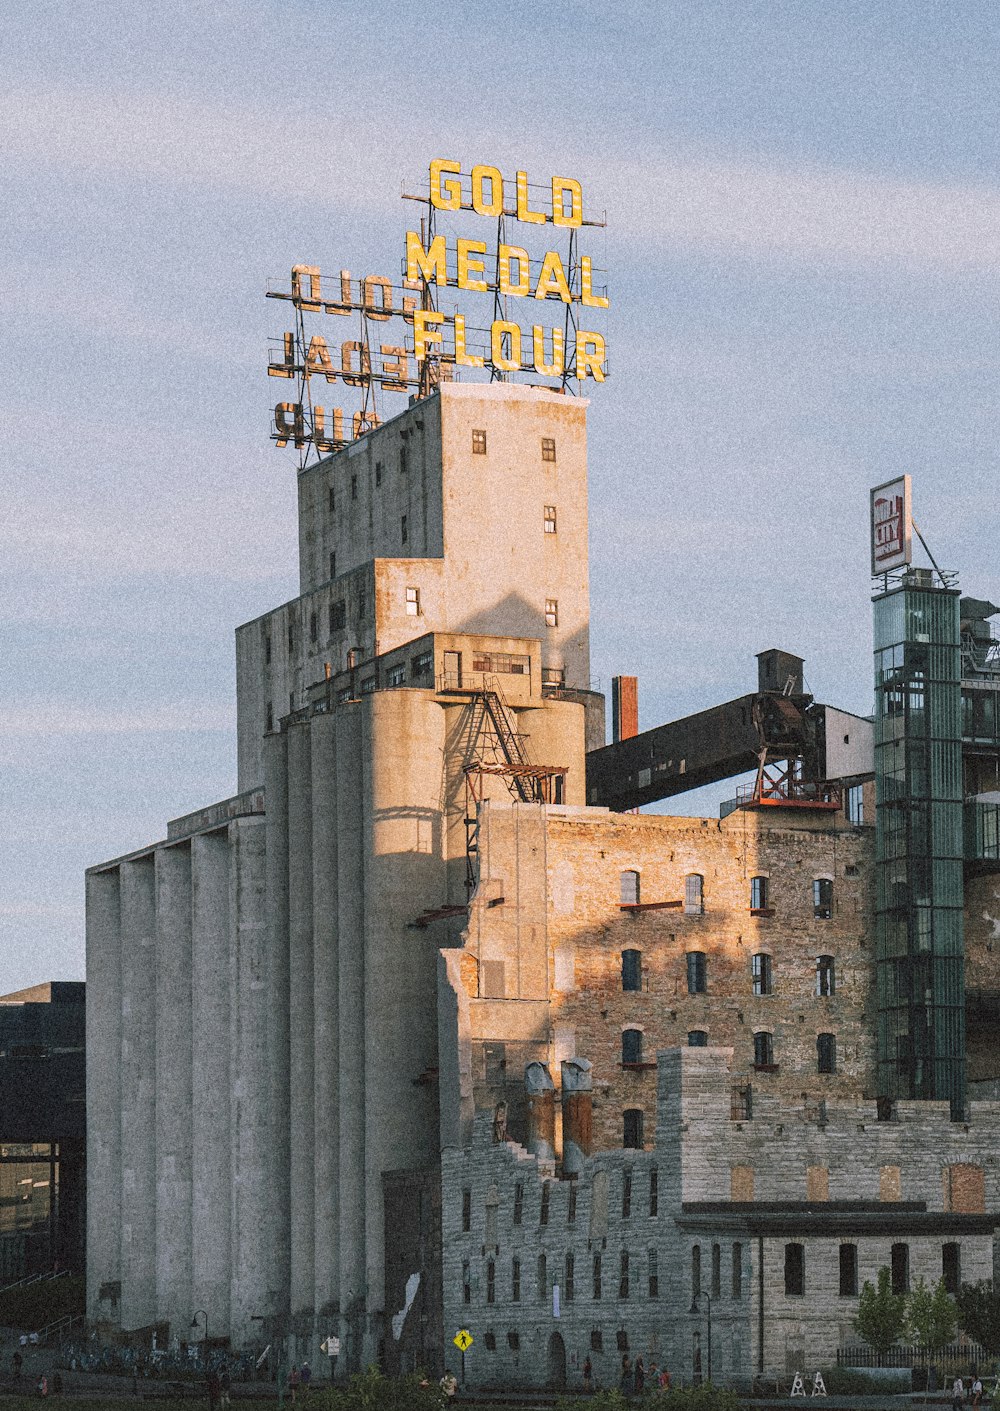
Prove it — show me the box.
[267,160,609,458]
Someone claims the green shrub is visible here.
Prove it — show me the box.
[556,1392,628,1411]
[318,1365,446,1411]
[649,1384,741,1411]
[818,1366,909,1395]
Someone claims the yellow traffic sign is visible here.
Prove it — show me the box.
[453,1329,473,1352]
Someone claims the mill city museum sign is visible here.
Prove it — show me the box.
[267,159,609,459]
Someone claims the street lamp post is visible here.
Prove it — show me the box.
[191,1310,209,1407]
[690,1291,712,1384]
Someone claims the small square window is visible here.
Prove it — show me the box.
[472,429,487,455]
[405,586,420,616]
[542,437,556,462]
[545,598,559,628]
[544,505,557,534]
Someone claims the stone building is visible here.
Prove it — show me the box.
[84,376,1000,1385]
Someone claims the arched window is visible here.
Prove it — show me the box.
[751,952,773,996]
[688,1030,708,1047]
[685,873,704,914]
[622,1029,643,1066]
[620,869,640,906]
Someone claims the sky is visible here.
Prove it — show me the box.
[2,0,999,992]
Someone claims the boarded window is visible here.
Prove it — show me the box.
[623,1108,643,1149]
[621,949,642,992]
[482,962,505,999]
[685,873,704,914]
[731,1165,754,1201]
[839,1243,858,1296]
[620,869,640,905]
[944,1164,985,1214]
[785,1242,805,1296]
[806,1166,829,1201]
[880,1165,902,1202]
[687,951,707,994]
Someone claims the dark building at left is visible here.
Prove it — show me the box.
[0,983,85,1283]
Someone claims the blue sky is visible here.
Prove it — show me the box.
[3,0,999,991]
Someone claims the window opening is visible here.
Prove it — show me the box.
[753,1031,774,1068]
[542,436,556,462]
[816,955,836,996]
[942,1242,961,1294]
[592,1253,602,1300]
[649,1167,658,1217]
[623,1108,643,1149]
[687,951,707,994]
[544,504,557,534]
[891,1242,909,1294]
[751,952,773,996]
[685,873,704,914]
[648,1248,659,1298]
[785,1243,804,1296]
[750,875,769,911]
[512,1256,521,1302]
[545,598,559,628]
[839,1243,858,1296]
[814,877,833,919]
[817,1033,836,1074]
[565,1252,575,1302]
[622,1168,633,1218]
[486,1258,495,1304]
[513,1182,523,1225]
[621,949,642,992]
[472,429,487,455]
[622,1030,643,1067]
[619,1251,630,1300]
[537,1252,547,1301]
[401,514,408,544]
[461,1189,471,1233]
[732,1242,743,1298]
[688,1030,708,1047]
[620,870,640,906]
[540,1181,550,1226]
[691,1244,701,1296]
[405,586,420,616]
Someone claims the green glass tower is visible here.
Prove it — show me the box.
[873,568,965,1117]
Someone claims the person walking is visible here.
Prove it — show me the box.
[583,1355,593,1391]
[288,1365,299,1404]
[620,1354,633,1397]
[953,1376,966,1411]
[634,1357,645,1394]
[219,1366,231,1409]
[972,1375,984,1409]
[299,1362,311,1398]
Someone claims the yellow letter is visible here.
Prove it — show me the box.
[490,320,522,372]
[576,330,606,382]
[413,310,445,360]
[457,238,488,292]
[430,158,462,210]
[312,406,344,452]
[401,277,421,319]
[353,409,380,438]
[306,334,337,383]
[471,164,504,217]
[291,264,322,309]
[341,340,372,387]
[580,256,609,308]
[454,315,484,368]
[498,244,530,297]
[362,275,392,321]
[532,325,564,377]
[268,332,296,379]
[406,230,448,287]
[274,402,305,449]
[534,250,572,303]
[380,345,409,391]
[551,176,583,228]
[515,170,545,225]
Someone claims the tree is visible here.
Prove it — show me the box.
[956,1280,1000,1358]
[854,1266,908,1363]
[907,1278,958,1396]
